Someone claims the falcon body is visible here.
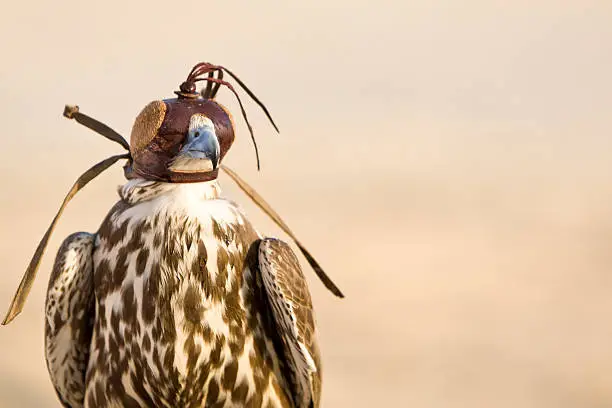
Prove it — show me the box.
[24,63,334,407]
[45,179,321,407]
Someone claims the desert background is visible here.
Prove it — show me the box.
[1,1,611,407]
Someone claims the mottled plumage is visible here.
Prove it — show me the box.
[44,179,321,407]
[45,232,95,407]
[0,62,340,408]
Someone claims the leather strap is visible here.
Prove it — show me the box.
[2,153,129,324]
[63,105,130,151]
[221,165,344,298]
[125,163,220,183]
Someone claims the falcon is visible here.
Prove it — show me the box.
[3,62,343,407]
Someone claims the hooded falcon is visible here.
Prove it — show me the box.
[2,62,343,407]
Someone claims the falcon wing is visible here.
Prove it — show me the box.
[257,238,322,408]
[44,232,96,408]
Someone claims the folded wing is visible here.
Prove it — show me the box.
[257,238,322,408]
[44,232,96,408]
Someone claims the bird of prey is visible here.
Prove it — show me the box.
[3,62,343,407]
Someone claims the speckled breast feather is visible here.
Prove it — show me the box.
[84,180,293,407]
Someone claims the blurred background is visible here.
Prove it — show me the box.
[1,1,611,407]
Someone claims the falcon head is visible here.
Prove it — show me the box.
[126,62,278,183]
[127,97,235,183]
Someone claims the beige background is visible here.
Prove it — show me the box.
[1,1,612,407]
